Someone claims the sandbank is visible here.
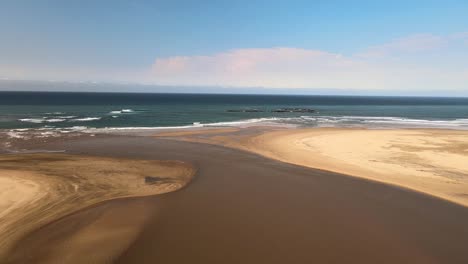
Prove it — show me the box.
[155,127,468,206]
[0,153,194,261]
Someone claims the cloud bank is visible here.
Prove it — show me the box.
[1,32,467,94]
[151,33,468,91]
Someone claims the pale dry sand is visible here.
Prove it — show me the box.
[242,128,468,206]
[0,154,195,261]
[155,127,468,207]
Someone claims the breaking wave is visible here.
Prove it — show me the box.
[109,109,135,114]
[70,117,101,122]
[89,116,468,131]
[19,116,101,123]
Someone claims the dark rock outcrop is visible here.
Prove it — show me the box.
[271,108,316,113]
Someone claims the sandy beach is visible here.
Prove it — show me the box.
[1,135,466,263]
[1,129,468,263]
[155,127,468,207]
[0,153,195,262]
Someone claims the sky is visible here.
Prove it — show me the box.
[1,0,467,95]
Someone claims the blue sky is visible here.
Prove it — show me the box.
[1,0,467,94]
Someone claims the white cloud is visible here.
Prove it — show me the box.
[152,48,379,89]
[150,33,468,91]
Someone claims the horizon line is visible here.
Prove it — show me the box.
[0,79,467,98]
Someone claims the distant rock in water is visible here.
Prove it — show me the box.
[271,108,316,113]
[227,108,315,113]
[226,109,264,113]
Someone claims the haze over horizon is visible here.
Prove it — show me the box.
[2,79,468,97]
[1,1,467,95]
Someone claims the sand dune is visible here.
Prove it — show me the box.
[0,154,195,261]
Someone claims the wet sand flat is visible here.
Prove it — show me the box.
[7,136,468,264]
[0,153,194,262]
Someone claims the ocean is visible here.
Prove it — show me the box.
[1,92,468,134]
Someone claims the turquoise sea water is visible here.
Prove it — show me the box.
[1,92,468,132]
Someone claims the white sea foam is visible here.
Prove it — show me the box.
[1,125,93,141]
[6,131,25,139]
[19,118,45,123]
[89,117,295,133]
[37,131,59,138]
[96,124,203,131]
[202,117,291,127]
[70,117,101,122]
[109,109,134,114]
[45,112,65,115]
[45,118,66,123]
[12,115,468,138]
[19,117,67,123]
[297,116,468,129]
[97,116,468,131]
[70,126,89,130]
